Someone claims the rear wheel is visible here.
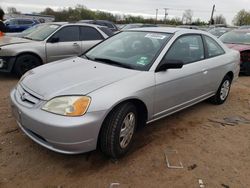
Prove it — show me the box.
[100,102,137,158]
[245,69,250,76]
[209,75,232,105]
[13,54,41,77]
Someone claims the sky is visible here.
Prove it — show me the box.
[1,0,249,24]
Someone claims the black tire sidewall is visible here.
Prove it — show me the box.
[100,103,138,158]
[113,104,137,156]
[14,54,40,77]
[216,76,232,104]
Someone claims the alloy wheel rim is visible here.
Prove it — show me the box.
[220,80,230,100]
[119,112,135,149]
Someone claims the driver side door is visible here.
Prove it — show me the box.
[46,26,81,63]
[153,34,210,119]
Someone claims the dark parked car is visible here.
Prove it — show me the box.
[5,23,44,38]
[220,29,250,75]
[78,20,118,32]
[4,18,39,32]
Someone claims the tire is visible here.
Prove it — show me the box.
[245,70,250,76]
[100,102,137,158]
[209,75,232,105]
[13,54,41,77]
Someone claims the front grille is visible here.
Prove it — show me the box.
[16,84,41,107]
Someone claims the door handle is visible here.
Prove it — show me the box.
[202,69,208,75]
[73,43,80,47]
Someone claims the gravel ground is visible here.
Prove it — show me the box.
[0,74,250,188]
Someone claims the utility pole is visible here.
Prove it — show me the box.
[155,9,158,24]
[210,4,215,25]
[164,8,168,24]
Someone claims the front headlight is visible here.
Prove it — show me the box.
[42,96,91,116]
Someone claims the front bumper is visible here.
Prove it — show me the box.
[10,88,106,154]
[0,56,16,73]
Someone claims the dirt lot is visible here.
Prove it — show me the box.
[0,74,250,188]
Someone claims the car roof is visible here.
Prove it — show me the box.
[230,29,250,33]
[46,22,104,28]
[79,20,114,23]
[8,18,35,21]
[129,27,205,34]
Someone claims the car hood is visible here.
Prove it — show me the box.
[0,36,32,47]
[5,32,24,38]
[225,43,250,52]
[21,57,140,100]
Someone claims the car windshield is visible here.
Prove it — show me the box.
[84,31,172,71]
[220,31,250,45]
[24,24,60,41]
[22,24,42,35]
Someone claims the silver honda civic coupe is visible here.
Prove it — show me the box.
[10,27,240,158]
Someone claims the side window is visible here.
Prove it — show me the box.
[98,27,113,36]
[9,19,17,25]
[204,36,225,57]
[164,35,204,64]
[105,23,114,29]
[52,26,79,42]
[80,26,104,41]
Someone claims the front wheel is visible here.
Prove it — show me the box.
[13,54,41,77]
[209,75,232,105]
[99,102,137,158]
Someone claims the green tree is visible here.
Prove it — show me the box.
[182,9,193,24]
[7,7,21,14]
[233,9,250,26]
[214,14,227,24]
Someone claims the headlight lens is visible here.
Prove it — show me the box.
[42,96,91,116]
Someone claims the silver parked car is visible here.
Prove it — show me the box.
[10,28,240,158]
[0,23,111,76]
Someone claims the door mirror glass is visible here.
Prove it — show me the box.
[156,60,183,72]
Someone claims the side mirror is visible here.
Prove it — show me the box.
[155,59,183,72]
[49,37,59,43]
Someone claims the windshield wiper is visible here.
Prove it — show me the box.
[22,36,41,41]
[94,58,134,69]
[82,54,91,60]
[22,36,32,40]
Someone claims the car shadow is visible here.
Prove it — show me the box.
[0,72,19,80]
